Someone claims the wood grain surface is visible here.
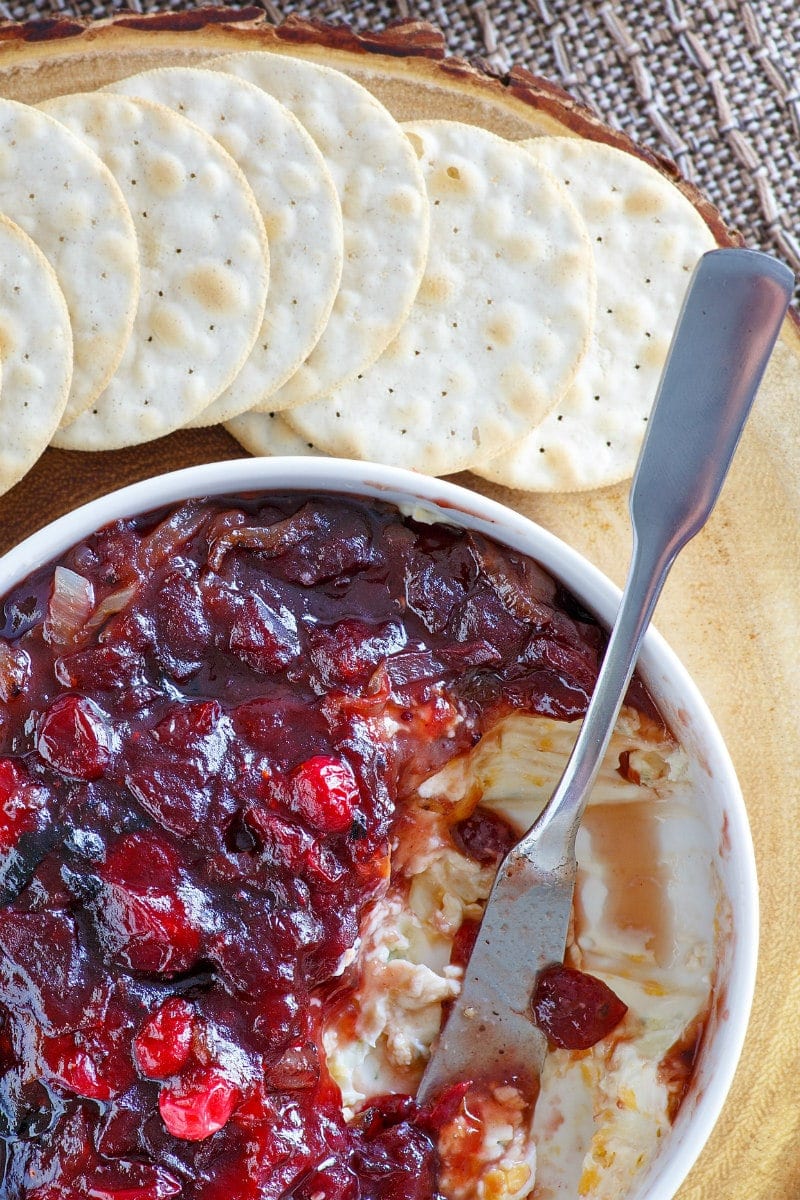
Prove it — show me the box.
[0,16,798,1200]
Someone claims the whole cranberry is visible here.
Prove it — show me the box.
[37,694,112,780]
[531,964,628,1050]
[159,1065,240,1141]
[135,999,196,1079]
[291,756,359,835]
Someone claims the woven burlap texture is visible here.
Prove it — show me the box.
[3,0,798,292]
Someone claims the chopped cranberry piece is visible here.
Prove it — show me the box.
[449,584,528,660]
[82,1161,183,1200]
[135,998,196,1079]
[438,638,503,669]
[103,830,180,889]
[151,569,212,671]
[0,910,91,1035]
[522,633,601,695]
[233,696,329,763]
[531,964,628,1050]
[351,1121,439,1200]
[0,757,46,850]
[98,833,201,975]
[95,1082,156,1159]
[245,808,308,867]
[0,1004,14,1070]
[452,806,518,866]
[55,643,151,704]
[43,1035,120,1101]
[292,1161,358,1200]
[229,593,300,674]
[449,918,480,970]
[37,694,112,780]
[153,700,222,749]
[124,702,230,838]
[265,1040,320,1091]
[404,554,468,635]
[419,1080,473,1133]
[291,755,359,835]
[98,880,200,975]
[159,1065,240,1141]
[353,1093,419,1138]
[311,619,406,687]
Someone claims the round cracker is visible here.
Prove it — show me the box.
[284,119,595,476]
[226,409,323,457]
[107,67,344,426]
[0,97,137,426]
[0,213,72,496]
[474,137,718,493]
[42,92,269,451]
[215,52,429,410]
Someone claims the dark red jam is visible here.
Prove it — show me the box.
[0,493,652,1199]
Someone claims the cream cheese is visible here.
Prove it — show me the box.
[324,709,717,1198]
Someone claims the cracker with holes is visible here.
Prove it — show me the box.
[0,214,72,496]
[0,97,137,427]
[474,137,718,492]
[41,92,269,450]
[226,409,323,457]
[284,119,594,475]
[215,52,429,410]
[107,67,344,426]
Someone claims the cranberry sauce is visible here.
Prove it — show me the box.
[0,493,649,1199]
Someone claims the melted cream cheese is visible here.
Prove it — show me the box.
[324,709,717,1198]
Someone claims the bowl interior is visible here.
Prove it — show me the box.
[0,456,758,1200]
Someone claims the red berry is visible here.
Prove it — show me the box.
[531,964,628,1050]
[153,700,221,750]
[37,694,112,780]
[135,999,195,1079]
[0,758,45,850]
[159,1066,239,1141]
[83,1161,182,1199]
[449,918,480,970]
[43,1033,131,1102]
[451,807,517,866]
[48,1041,115,1101]
[229,594,300,674]
[99,833,201,976]
[291,755,358,834]
[419,1080,472,1133]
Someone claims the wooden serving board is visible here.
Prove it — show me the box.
[0,13,797,1199]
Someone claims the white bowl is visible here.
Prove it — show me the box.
[0,456,757,1200]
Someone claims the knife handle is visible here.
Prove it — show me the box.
[520,248,793,866]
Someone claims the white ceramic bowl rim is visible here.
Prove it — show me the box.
[0,457,758,1200]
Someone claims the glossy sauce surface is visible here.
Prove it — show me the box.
[0,493,647,1198]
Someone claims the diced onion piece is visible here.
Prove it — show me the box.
[86,584,137,633]
[44,567,95,646]
[0,640,30,702]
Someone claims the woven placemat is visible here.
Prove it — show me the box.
[2,0,798,298]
